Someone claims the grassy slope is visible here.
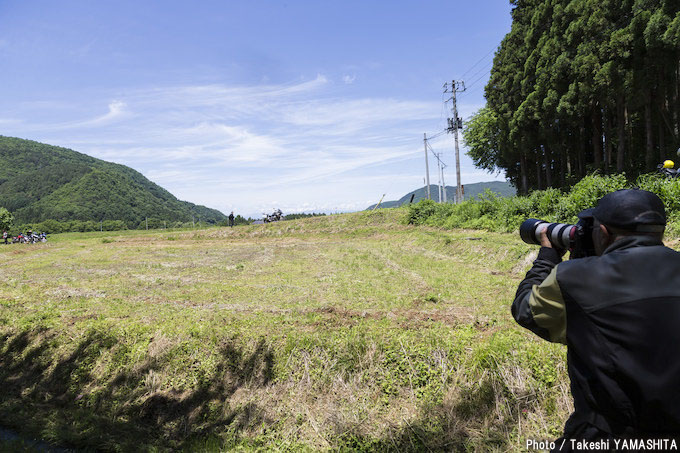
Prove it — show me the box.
[0,209,581,451]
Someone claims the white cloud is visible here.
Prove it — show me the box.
[94,100,127,124]
[342,74,356,84]
[3,76,500,218]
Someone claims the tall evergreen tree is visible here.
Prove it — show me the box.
[467,0,680,192]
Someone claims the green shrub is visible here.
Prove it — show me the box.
[558,174,627,221]
[406,199,439,225]
[407,173,680,237]
[636,174,680,213]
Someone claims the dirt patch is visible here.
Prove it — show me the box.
[47,286,106,299]
[511,250,538,275]
[67,314,98,325]
[310,306,468,329]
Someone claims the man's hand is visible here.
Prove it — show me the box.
[539,229,567,257]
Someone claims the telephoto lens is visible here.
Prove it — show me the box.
[519,218,577,250]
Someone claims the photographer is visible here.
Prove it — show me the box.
[512,189,680,450]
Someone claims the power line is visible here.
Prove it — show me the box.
[426,129,448,140]
[460,84,485,99]
[461,64,493,93]
[458,47,496,80]
[464,61,493,86]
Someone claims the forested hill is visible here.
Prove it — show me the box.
[0,136,225,226]
[465,1,680,194]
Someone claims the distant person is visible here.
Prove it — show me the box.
[229,211,235,227]
[2,231,7,245]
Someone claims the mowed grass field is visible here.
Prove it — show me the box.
[0,209,590,451]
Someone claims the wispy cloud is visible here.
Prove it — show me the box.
[3,76,453,216]
[91,100,127,124]
[342,74,356,84]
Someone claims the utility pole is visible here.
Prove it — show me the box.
[435,153,446,203]
[444,80,465,203]
[423,133,431,200]
[440,157,447,203]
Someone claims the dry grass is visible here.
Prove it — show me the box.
[0,209,571,451]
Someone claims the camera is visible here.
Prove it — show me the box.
[519,218,596,258]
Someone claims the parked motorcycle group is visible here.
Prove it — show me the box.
[3,231,47,244]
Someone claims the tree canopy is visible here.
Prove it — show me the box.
[0,207,13,232]
[465,0,680,193]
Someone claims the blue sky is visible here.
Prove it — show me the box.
[0,1,513,218]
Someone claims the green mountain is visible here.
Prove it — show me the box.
[0,136,225,226]
[367,181,516,210]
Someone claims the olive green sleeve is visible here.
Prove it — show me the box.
[528,267,567,344]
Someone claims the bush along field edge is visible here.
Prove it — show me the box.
[407,173,680,239]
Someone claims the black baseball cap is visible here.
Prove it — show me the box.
[577,189,666,233]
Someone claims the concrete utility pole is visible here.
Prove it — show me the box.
[423,133,431,200]
[440,158,447,203]
[434,152,447,203]
[444,80,466,203]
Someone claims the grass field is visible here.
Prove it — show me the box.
[0,208,633,451]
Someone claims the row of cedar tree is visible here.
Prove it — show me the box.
[464,0,680,194]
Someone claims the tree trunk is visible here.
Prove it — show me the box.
[659,119,665,161]
[604,106,613,173]
[616,95,626,173]
[544,145,553,187]
[559,144,566,187]
[645,89,654,171]
[520,153,528,195]
[675,60,680,141]
[536,150,542,190]
[578,124,586,176]
[567,151,572,177]
[591,105,602,169]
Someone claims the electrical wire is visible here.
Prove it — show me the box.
[458,63,493,98]
[464,61,493,87]
[458,47,496,81]
[426,129,447,140]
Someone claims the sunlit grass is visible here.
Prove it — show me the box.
[0,208,576,451]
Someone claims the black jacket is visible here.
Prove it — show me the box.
[513,236,680,437]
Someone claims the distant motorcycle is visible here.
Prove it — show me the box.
[658,160,680,178]
[263,209,284,223]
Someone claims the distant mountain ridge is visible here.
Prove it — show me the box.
[0,136,225,226]
[367,181,516,210]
